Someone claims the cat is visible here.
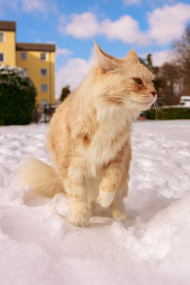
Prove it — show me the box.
[19,41,157,227]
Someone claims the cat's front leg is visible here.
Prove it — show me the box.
[98,162,123,208]
[109,174,129,219]
[64,164,89,227]
[68,187,89,227]
[109,196,126,219]
[109,182,128,220]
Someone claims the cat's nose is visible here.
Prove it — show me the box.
[151,91,157,97]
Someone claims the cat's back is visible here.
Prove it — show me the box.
[52,93,72,122]
[49,88,79,133]
[47,93,73,154]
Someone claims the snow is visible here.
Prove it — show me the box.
[0,120,190,285]
[0,65,32,88]
[0,65,29,79]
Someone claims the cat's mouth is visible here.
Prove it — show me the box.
[131,98,156,110]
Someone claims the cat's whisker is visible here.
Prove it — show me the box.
[151,101,166,120]
[152,102,158,119]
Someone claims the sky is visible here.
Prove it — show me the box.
[1,0,190,98]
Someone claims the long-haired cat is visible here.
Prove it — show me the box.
[19,42,157,227]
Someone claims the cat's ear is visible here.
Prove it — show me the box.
[93,40,118,72]
[126,48,139,63]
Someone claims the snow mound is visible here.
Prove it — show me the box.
[0,121,190,285]
[113,192,190,261]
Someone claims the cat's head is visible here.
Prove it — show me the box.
[94,41,157,111]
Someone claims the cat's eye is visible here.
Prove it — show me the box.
[133,78,143,85]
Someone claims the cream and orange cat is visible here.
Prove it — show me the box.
[19,42,157,227]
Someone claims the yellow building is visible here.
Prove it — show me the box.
[0,20,56,107]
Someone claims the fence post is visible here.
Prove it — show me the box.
[44,105,47,123]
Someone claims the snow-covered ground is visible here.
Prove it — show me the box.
[0,120,190,285]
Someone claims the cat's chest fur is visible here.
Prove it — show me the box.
[78,110,131,173]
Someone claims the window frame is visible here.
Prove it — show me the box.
[0,53,5,62]
[40,84,48,92]
[20,52,27,60]
[40,68,47,76]
[0,32,4,42]
[40,52,46,61]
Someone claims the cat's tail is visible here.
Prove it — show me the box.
[18,158,63,198]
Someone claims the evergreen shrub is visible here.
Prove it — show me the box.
[0,66,36,125]
[146,107,190,120]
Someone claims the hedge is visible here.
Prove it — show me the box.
[0,66,37,125]
[146,107,190,120]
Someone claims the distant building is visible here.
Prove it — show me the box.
[0,20,56,107]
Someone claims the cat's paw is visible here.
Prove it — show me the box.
[68,214,89,227]
[98,188,115,208]
[112,212,127,220]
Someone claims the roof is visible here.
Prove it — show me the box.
[0,20,16,32]
[16,43,56,52]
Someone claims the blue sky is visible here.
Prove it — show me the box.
[1,0,190,97]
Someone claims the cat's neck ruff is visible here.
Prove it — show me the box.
[95,101,140,124]
[82,65,141,124]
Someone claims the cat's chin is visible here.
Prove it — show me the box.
[131,99,154,111]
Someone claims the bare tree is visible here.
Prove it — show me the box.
[158,62,182,105]
[173,25,190,95]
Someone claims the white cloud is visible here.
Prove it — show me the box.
[123,0,141,6]
[58,15,66,35]
[102,15,148,45]
[59,12,148,45]
[56,47,72,57]
[152,50,175,66]
[148,3,190,45]
[0,0,53,14]
[65,12,100,38]
[59,3,190,46]
[56,49,96,99]
[21,0,47,13]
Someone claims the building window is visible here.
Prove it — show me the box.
[0,53,4,62]
[20,52,27,60]
[23,68,28,73]
[40,53,46,61]
[41,84,48,92]
[40,68,47,76]
[0,33,4,42]
[40,100,48,108]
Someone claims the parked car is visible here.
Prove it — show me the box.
[180,96,190,107]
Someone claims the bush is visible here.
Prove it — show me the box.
[0,66,37,125]
[146,107,190,120]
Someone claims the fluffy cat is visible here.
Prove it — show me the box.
[19,42,157,227]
